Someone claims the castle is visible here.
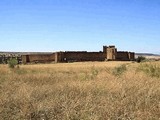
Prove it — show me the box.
[22,45,135,64]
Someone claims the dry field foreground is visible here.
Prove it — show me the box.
[0,61,160,120]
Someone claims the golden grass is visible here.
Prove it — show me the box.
[0,61,160,119]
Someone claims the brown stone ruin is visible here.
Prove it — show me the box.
[22,53,55,63]
[22,45,135,64]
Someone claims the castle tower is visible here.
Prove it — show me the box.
[103,46,108,59]
[103,45,117,60]
[103,46,107,53]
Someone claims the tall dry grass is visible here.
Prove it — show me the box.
[0,61,160,119]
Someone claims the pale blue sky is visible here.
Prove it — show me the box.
[0,0,160,53]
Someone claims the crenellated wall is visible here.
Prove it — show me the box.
[22,54,55,63]
[116,52,135,61]
[62,52,105,62]
[116,52,130,61]
[55,52,64,63]
[21,45,135,64]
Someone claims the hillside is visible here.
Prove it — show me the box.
[135,53,160,60]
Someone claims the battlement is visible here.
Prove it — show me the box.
[22,45,135,63]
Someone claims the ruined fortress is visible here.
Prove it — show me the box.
[22,45,135,64]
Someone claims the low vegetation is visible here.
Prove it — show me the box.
[0,61,160,119]
[112,64,127,76]
[137,62,160,78]
[8,58,18,68]
[136,56,146,63]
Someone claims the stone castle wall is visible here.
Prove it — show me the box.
[22,54,55,63]
[22,45,135,64]
[129,52,135,60]
[116,52,130,61]
[116,52,135,61]
[62,52,105,62]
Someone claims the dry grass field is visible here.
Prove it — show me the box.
[0,61,160,120]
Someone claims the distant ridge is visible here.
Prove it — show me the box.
[135,53,160,60]
[136,53,160,56]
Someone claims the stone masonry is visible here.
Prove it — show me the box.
[22,45,135,64]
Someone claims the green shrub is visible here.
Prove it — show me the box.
[112,64,127,76]
[138,63,160,78]
[136,56,146,63]
[8,58,18,68]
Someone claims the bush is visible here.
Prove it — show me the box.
[8,58,18,68]
[136,56,146,63]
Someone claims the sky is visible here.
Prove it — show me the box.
[0,0,160,53]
